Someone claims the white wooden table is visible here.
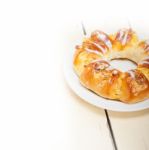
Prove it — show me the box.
[0,0,149,150]
[61,22,149,150]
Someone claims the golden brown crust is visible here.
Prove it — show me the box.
[73,45,101,76]
[73,29,149,103]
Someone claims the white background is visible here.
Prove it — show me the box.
[0,0,149,150]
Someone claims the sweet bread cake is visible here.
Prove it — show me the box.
[73,28,149,103]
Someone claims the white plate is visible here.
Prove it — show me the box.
[63,44,149,112]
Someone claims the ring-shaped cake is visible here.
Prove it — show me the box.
[73,28,149,103]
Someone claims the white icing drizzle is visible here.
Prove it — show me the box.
[90,41,107,54]
[127,70,135,79]
[97,32,112,48]
[116,28,131,45]
[91,59,110,66]
[85,48,104,57]
[116,29,125,41]
[139,56,149,65]
[139,60,149,65]
[119,30,124,39]
[122,30,129,45]
[97,33,106,40]
[105,40,112,49]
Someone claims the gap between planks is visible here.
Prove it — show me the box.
[81,23,118,150]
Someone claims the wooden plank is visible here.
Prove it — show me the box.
[108,110,149,150]
[60,22,114,150]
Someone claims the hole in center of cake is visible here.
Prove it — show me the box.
[110,58,137,72]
